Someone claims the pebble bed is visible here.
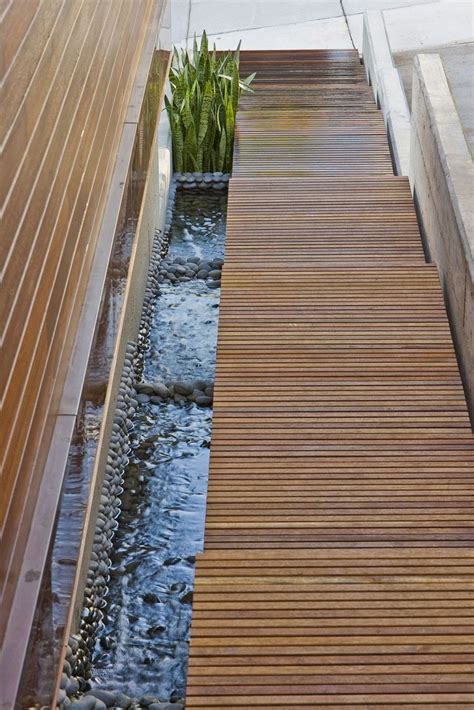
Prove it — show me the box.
[57,174,226,709]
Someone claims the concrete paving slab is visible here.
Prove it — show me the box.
[188,15,353,50]
[347,12,364,50]
[187,0,342,38]
[171,0,190,42]
[343,0,437,13]
[384,0,474,53]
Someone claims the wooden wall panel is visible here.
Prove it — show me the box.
[0,0,160,629]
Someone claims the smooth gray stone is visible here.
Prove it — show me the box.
[114,693,133,708]
[69,698,96,710]
[211,257,224,267]
[208,269,221,278]
[139,697,160,707]
[195,395,212,407]
[84,690,116,706]
[174,381,193,395]
[212,171,223,178]
[187,255,201,264]
[196,269,208,279]
[153,382,171,399]
[150,396,162,404]
[136,383,154,395]
[212,182,226,190]
[207,280,220,289]
[192,379,207,390]
[136,393,150,404]
[66,677,80,696]
[204,384,214,397]
[173,256,186,265]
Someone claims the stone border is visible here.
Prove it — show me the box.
[362,10,411,176]
[411,54,474,419]
[59,173,226,707]
[174,171,230,190]
[60,227,181,709]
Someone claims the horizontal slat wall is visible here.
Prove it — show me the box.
[0,0,159,636]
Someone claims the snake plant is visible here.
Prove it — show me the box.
[165,32,255,173]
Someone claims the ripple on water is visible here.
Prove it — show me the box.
[92,189,226,701]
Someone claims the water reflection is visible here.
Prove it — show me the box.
[92,189,226,700]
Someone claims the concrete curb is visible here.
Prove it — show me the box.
[362,10,411,176]
[411,53,474,418]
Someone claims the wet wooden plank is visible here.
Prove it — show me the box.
[187,49,474,707]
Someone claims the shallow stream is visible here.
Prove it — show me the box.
[91,189,226,702]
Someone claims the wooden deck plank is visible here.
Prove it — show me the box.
[186,49,474,707]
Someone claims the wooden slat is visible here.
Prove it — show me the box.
[0,0,159,642]
[187,49,474,707]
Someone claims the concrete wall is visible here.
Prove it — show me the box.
[363,13,474,422]
[410,54,474,418]
[362,11,411,175]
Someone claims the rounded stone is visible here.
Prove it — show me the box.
[192,379,207,391]
[208,269,221,279]
[195,395,212,407]
[143,592,159,604]
[136,383,154,395]
[174,382,193,396]
[196,269,208,279]
[211,258,224,268]
[84,690,116,707]
[114,693,133,708]
[66,677,80,696]
[207,280,220,289]
[139,697,160,708]
[136,393,150,404]
[153,383,170,399]
[69,699,96,710]
[173,257,186,265]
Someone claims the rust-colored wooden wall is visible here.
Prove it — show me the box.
[0,0,159,636]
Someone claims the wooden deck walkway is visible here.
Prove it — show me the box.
[186,50,474,708]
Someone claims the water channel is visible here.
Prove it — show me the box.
[91,188,227,702]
